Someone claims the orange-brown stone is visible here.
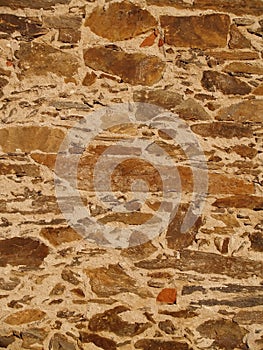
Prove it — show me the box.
[156,288,177,304]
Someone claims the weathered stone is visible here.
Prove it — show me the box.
[191,122,252,138]
[133,89,183,110]
[4,309,46,325]
[30,153,57,169]
[209,173,254,195]
[197,319,248,350]
[43,15,82,29]
[229,24,251,49]
[49,333,76,350]
[58,29,81,43]
[80,333,117,350]
[224,62,263,75]
[157,288,177,304]
[0,77,9,89]
[0,14,47,39]
[85,1,156,41]
[0,237,49,268]
[213,195,263,209]
[195,296,263,308]
[253,84,263,95]
[158,320,176,334]
[0,277,20,291]
[0,163,40,177]
[135,339,191,350]
[16,42,79,79]
[0,335,15,347]
[121,241,157,260]
[201,71,251,95]
[50,283,66,296]
[135,249,263,279]
[0,0,71,9]
[160,14,230,49]
[21,328,48,348]
[234,311,263,325]
[83,46,165,86]
[210,284,263,293]
[231,145,257,159]
[99,212,153,225]
[0,126,64,153]
[61,268,80,285]
[40,227,82,246]
[249,231,263,252]
[176,98,211,120]
[82,71,97,86]
[159,309,198,318]
[216,99,263,122]
[206,50,259,60]
[88,306,151,336]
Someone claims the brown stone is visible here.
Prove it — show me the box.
[0,163,40,177]
[61,268,80,285]
[158,320,176,334]
[191,122,252,138]
[249,231,263,252]
[0,277,20,291]
[21,328,48,348]
[0,0,70,9]
[197,319,247,350]
[40,227,82,246]
[16,42,79,79]
[234,311,263,325]
[0,14,47,39]
[216,99,263,122]
[231,145,257,159]
[160,14,230,49]
[50,283,66,296]
[229,24,251,49]
[58,29,81,43]
[83,46,165,86]
[135,249,263,279]
[0,126,64,153]
[253,84,263,95]
[121,241,157,260]
[0,77,9,89]
[4,309,46,325]
[99,212,153,226]
[176,98,211,120]
[43,15,82,29]
[223,62,263,75]
[82,71,97,86]
[206,50,259,61]
[0,335,15,348]
[156,288,177,304]
[201,71,251,95]
[160,309,198,318]
[80,333,117,350]
[85,1,156,41]
[133,89,183,110]
[30,153,57,170]
[209,173,254,195]
[135,339,191,350]
[49,333,76,350]
[0,237,49,268]
[88,306,151,337]
[213,195,263,209]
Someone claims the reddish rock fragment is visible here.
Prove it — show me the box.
[82,71,97,86]
[156,288,177,304]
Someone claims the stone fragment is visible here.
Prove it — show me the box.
[50,283,66,296]
[229,24,251,49]
[30,153,57,169]
[206,50,259,60]
[1,0,71,9]
[213,195,263,209]
[0,237,49,268]
[231,145,257,159]
[98,212,153,225]
[135,339,191,350]
[176,98,210,120]
[49,333,76,350]
[249,231,263,252]
[0,277,20,291]
[61,268,80,285]
[0,335,15,348]
[156,288,177,304]
[158,320,176,334]
[88,306,151,336]
[58,29,81,43]
[0,126,64,153]
[191,122,252,138]
[133,89,183,110]
[160,309,198,318]
[4,309,46,325]
[43,15,82,29]
[224,62,263,75]
[16,42,79,79]
[21,328,48,348]
[209,174,254,195]
[0,77,9,89]
[80,333,117,350]
[40,227,82,246]
[216,99,263,122]
[0,163,40,177]
[197,319,247,350]
[234,311,263,325]
[201,71,251,95]
[160,14,230,49]
[121,241,157,261]
[85,1,156,41]
[253,84,263,95]
[135,249,263,279]
[0,14,47,39]
[82,71,97,86]
[83,46,165,86]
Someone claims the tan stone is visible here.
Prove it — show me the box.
[223,62,263,75]
[133,89,183,110]
[201,71,251,95]
[0,163,40,177]
[160,14,230,49]
[228,24,251,49]
[209,173,254,195]
[213,195,263,209]
[4,309,46,325]
[0,0,70,9]
[206,50,259,61]
[80,333,117,350]
[85,1,157,41]
[16,42,79,79]
[0,126,65,153]
[231,145,258,159]
[30,153,57,170]
[99,212,154,225]
[253,84,263,95]
[40,227,82,246]
[216,99,263,122]
[83,46,165,86]
[191,122,252,138]
[43,15,82,29]
[82,71,97,86]
[234,311,263,325]
[58,29,81,43]
[176,98,211,120]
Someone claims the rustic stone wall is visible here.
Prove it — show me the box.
[0,0,263,349]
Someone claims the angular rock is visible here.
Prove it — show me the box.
[160,309,198,318]
[197,319,247,350]
[83,46,165,86]
[160,14,230,49]
[249,231,263,252]
[209,173,254,195]
[61,268,80,285]
[0,77,9,89]
[0,163,40,177]
[85,1,156,41]
[21,328,48,348]
[231,145,257,159]
[156,288,177,304]
[1,0,71,9]
[30,153,57,170]
[0,14,47,39]
[191,122,252,138]
[216,99,263,122]
[121,241,157,261]
[80,333,117,350]
[253,84,263,95]
[229,24,251,49]
[135,339,191,350]
[176,98,210,120]
[4,309,46,325]
[201,70,251,95]
[0,126,64,153]
[158,320,176,334]
[40,227,82,246]
[135,249,263,279]
[82,71,97,86]
[43,15,82,29]
[195,296,263,308]
[206,50,259,60]
[234,311,263,325]
[0,335,15,348]
[133,89,183,110]
[88,306,151,336]
[213,195,263,209]
[0,237,49,268]
[223,62,263,75]
[58,29,81,43]
[0,277,20,291]
[49,333,76,350]
[16,42,79,79]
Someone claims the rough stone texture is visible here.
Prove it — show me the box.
[216,99,263,122]
[4,309,46,325]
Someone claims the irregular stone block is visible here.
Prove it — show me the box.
[135,339,191,350]
[229,24,251,49]
[40,227,82,246]
[213,195,263,209]
[1,0,71,9]
[4,309,46,325]
[216,99,263,122]
[80,333,117,350]
[156,288,177,304]
[223,62,263,75]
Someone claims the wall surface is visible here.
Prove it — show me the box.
[0,0,263,349]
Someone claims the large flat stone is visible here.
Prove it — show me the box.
[191,122,252,138]
[0,0,71,9]
[4,309,46,325]
[216,99,263,122]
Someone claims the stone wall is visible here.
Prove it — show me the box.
[0,0,263,349]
